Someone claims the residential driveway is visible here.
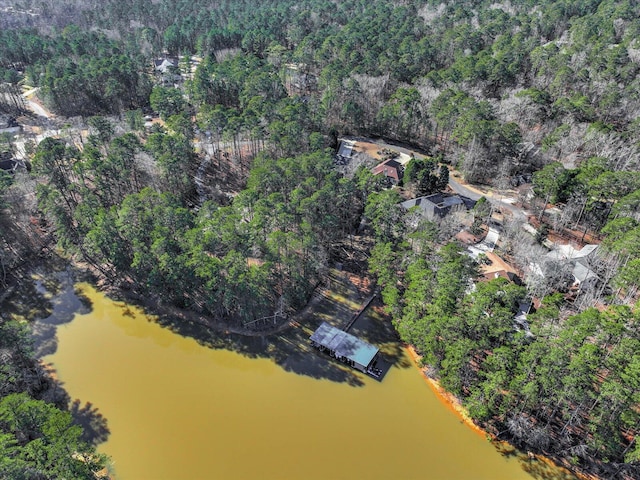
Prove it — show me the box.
[449,176,527,221]
[26,100,50,118]
[22,88,53,118]
[343,136,529,221]
[343,136,424,160]
[468,227,500,257]
[448,175,483,201]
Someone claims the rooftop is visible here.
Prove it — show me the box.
[337,140,355,158]
[372,158,403,181]
[573,261,599,284]
[401,193,476,213]
[374,158,402,169]
[310,322,379,368]
[546,244,598,261]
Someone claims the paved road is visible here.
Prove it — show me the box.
[346,135,530,221]
[22,87,53,118]
[448,176,527,221]
[26,100,50,118]
[447,175,483,201]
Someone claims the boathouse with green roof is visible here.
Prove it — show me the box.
[310,322,380,374]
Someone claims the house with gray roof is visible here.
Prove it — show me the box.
[336,139,355,160]
[546,244,599,288]
[529,243,600,291]
[154,57,179,74]
[401,193,476,220]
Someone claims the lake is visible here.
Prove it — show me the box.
[40,281,572,480]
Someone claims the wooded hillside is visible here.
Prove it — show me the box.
[1,1,639,478]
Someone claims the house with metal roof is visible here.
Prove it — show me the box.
[310,322,380,375]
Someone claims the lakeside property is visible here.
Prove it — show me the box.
[35,275,565,480]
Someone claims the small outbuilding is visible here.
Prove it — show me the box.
[337,139,355,160]
[310,322,380,374]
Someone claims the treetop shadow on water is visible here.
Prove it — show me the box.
[151,295,409,387]
[2,268,109,446]
[28,269,94,358]
[24,267,408,399]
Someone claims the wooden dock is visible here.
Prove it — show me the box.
[342,290,377,332]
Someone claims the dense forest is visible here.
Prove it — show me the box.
[1,0,640,478]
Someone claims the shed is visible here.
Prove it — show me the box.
[310,322,379,373]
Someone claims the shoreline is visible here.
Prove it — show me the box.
[404,345,488,438]
[29,261,602,480]
[404,345,596,480]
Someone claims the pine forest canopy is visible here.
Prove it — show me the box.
[1,0,640,478]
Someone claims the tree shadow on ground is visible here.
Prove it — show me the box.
[1,275,55,322]
[151,271,408,387]
[493,441,581,480]
[518,456,582,480]
[348,298,412,370]
[518,453,640,480]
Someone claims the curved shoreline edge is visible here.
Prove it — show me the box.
[63,263,595,479]
[404,345,593,480]
[404,345,487,438]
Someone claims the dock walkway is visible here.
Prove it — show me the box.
[342,291,377,333]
